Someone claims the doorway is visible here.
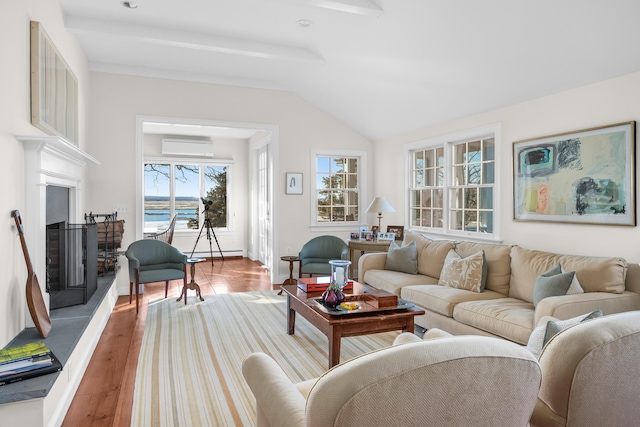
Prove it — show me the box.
[135,115,279,283]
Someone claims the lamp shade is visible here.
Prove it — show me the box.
[365,197,395,214]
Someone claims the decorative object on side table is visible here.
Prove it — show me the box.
[365,196,395,230]
[321,260,351,308]
[377,232,395,241]
[387,225,404,241]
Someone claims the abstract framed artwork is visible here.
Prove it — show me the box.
[30,21,79,145]
[513,122,635,226]
[286,172,303,194]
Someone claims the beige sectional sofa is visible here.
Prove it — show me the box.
[358,231,640,344]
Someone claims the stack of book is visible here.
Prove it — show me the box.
[0,342,62,386]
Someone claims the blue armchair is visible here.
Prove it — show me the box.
[298,235,349,277]
[125,239,187,312]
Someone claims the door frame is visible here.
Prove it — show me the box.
[135,115,279,284]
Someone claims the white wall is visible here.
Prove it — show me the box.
[375,71,640,264]
[86,72,373,292]
[0,1,89,347]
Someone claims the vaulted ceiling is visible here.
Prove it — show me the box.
[59,0,640,141]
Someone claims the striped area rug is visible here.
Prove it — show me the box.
[131,290,399,426]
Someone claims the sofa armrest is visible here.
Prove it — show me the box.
[357,252,387,283]
[534,291,640,325]
[242,353,306,427]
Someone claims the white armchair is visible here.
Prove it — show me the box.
[530,310,640,427]
[242,333,541,427]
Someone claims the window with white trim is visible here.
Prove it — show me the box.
[313,152,364,225]
[408,126,499,239]
[144,161,230,232]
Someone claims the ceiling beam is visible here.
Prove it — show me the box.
[64,15,324,63]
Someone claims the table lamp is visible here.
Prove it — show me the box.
[365,196,395,231]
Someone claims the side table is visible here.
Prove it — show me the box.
[278,255,300,295]
[177,257,206,304]
[347,239,392,280]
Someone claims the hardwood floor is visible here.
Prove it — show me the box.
[61,257,274,427]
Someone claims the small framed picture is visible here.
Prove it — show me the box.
[377,232,395,241]
[387,225,404,241]
[359,226,368,233]
[361,231,373,241]
[350,232,360,240]
[286,172,303,195]
[371,226,379,235]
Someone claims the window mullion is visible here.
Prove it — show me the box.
[170,162,176,219]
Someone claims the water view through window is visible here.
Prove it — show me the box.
[144,163,228,232]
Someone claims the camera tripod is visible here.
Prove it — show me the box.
[190,205,224,265]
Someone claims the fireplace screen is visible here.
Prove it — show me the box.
[46,223,98,309]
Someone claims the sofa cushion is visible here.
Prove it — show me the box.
[438,249,486,293]
[509,246,627,303]
[363,270,437,296]
[533,264,574,307]
[403,231,455,279]
[453,298,535,345]
[401,285,506,317]
[384,240,418,274]
[454,241,512,296]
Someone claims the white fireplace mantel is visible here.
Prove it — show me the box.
[16,135,100,316]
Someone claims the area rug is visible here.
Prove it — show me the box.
[131,290,399,426]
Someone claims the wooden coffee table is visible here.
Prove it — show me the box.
[280,282,425,369]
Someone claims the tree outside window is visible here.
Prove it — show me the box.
[408,131,497,238]
[316,156,359,223]
[144,162,228,232]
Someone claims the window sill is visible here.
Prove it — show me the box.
[409,228,503,244]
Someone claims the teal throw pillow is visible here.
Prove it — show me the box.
[533,264,575,307]
[526,309,603,357]
[385,241,418,274]
[542,309,603,347]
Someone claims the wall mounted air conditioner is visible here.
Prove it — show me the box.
[162,138,214,157]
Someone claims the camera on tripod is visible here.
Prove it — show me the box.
[192,197,224,263]
[201,197,213,208]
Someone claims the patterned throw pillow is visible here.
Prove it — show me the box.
[437,249,486,293]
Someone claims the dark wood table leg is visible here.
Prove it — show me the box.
[177,261,204,302]
[406,317,415,333]
[279,257,299,294]
[328,326,342,368]
[286,294,296,334]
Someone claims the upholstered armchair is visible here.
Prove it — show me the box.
[530,311,640,427]
[243,333,541,427]
[298,235,349,277]
[125,239,187,312]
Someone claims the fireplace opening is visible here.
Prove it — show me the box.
[46,186,98,309]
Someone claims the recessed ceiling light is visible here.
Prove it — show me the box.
[297,19,313,28]
[121,1,138,9]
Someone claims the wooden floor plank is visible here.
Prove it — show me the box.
[62,257,274,427]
